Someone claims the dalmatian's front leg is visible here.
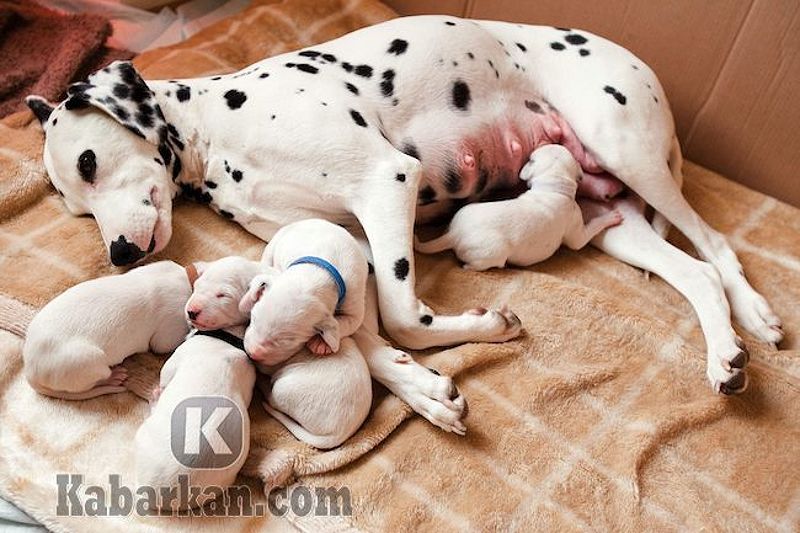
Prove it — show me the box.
[351,156,522,350]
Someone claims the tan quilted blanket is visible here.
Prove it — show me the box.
[0,1,798,531]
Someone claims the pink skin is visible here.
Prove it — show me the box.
[443,108,625,202]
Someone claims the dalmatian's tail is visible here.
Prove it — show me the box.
[262,402,348,450]
[414,234,454,255]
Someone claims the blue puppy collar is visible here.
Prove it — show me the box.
[288,256,346,310]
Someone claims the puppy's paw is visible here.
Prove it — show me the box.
[729,289,784,345]
[306,335,334,356]
[394,364,468,435]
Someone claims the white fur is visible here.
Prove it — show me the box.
[416,145,623,270]
[134,326,255,510]
[23,260,192,400]
[256,337,372,449]
[241,219,368,365]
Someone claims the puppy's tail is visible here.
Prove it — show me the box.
[414,233,453,255]
[262,402,348,450]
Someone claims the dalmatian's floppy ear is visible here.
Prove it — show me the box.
[63,61,165,143]
[25,96,55,126]
[64,60,184,179]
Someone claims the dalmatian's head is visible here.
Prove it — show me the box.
[26,61,182,266]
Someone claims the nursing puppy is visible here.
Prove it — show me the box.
[134,326,255,510]
[186,254,372,449]
[23,260,194,400]
[415,145,624,271]
[240,218,369,365]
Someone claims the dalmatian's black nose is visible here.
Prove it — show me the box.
[187,310,199,320]
[109,235,145,266]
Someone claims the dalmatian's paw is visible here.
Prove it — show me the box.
[729,288,783,346]
[395,364,468,435]
[707,342,750,395]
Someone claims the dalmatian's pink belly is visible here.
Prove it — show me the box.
[412,106,624,214]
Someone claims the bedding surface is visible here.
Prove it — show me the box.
[0,0,798,531]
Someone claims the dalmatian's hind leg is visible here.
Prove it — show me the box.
[351,153,522,350]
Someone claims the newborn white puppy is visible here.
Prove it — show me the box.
[184,256,263,330]
[415,144,624,271]
[186,256,372,450]
[256,336,372,449]
[23,260,195,400]
[240,218,368,365]
[134,326,255,510]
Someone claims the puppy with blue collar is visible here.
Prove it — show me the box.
[240,219,368,366]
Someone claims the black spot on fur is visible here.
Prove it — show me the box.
[111,105,129,121]
[368,262,374,275]
[259,72,270,79]
[322,53,337,63]
[224,89,247,109]
[380,69,395,97]
[564,33,588,45]
[419,186,436,205]
[299,50,320,58]
[515,42,527,52]
[550,42,566,51]
[211,76,222,80]
[444,168,462,193]
[124,124,145,139]
[341,62,354,73]
[653,95,659,103]
[354,65,373,78]
[136,111,154,128]
[205,180,217,189]
[345,82,359,95]
[632,64,640,70]
[444,21,456,26]
[451,80,471,111]
[487,59,499,78]
[172,155,182,180]
[579,49,590,56]
[401,141,420,160]
[554,26,571,31]
[467,52,474,59]
[64,95,90,110]
[154,157,163,165]
[394,258,410,281]
[180,183,212,204]
[176,85,191,102]
[296,63,319,74]
[420,315,433,326]
[524,100,544,114]
[395,173,406,182]
[387,39,408,55]
[231,170,243,182]
[130,84,150,103]
[603,85,627,105]
[113,84,130,99]
[349,109,367,127]
[220,209,235,219]
[51,118,57,126]
[158,144,172,165]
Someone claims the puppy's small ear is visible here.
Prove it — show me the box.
[315,315,340,353]
[193,261,209,278]
[25,96,55,126]
[238,274,270,314]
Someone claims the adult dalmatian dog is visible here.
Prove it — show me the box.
[26,16,783,419]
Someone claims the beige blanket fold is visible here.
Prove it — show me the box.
[0,0,798,531]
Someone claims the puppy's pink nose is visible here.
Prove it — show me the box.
[187,309,201,320]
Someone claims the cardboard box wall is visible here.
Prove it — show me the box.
[385,0,800,207]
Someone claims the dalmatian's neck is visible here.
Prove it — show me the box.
[149,80,214,192]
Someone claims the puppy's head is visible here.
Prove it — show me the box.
[26,61,182,266]
[185,257,263,330]
[522,144,583,184]
[240,272,339,365]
